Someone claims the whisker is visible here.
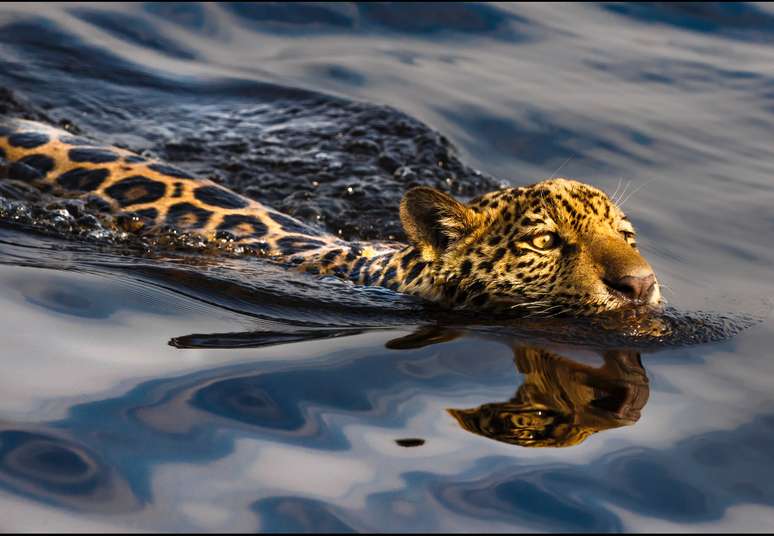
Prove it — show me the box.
[610,177,623,204]
[614,179,631,206]
[618,178,656,208]
[658,283,675,297]
[547,155,574,181]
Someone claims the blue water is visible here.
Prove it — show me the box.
[1,2,774,532]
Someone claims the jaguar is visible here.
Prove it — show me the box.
[0,118,661,316]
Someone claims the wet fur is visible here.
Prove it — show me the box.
[0,118,659,315]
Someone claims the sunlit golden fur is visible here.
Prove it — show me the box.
[1,118,661,316]
[390,178,662,315]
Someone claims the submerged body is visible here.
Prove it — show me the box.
[0,118,660,315]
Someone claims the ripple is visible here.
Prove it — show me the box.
[70,8,198,60]
[602,2,774,42]
[0,427,138,513]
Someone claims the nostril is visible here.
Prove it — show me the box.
[604,277,635,299]
[604,273,656,302]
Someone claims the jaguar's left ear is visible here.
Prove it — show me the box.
[400,187,480,257]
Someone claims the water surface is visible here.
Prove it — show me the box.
[0,2,773,532]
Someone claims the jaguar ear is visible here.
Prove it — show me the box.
[400,187,479,256]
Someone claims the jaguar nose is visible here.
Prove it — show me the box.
[604,272,656,303]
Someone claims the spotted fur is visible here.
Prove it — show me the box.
[0,118,661,315]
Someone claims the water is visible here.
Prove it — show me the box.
[0,2,773,532]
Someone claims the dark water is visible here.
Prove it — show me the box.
[0,2,773,532]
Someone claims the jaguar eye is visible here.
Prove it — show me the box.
[530,232,559,250]
[620,230,637,248]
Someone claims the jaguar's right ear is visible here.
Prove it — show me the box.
[400,187,479,257]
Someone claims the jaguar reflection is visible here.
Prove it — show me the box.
[448,347,648,448]
[175,324,650,449]
[383,327,649,448]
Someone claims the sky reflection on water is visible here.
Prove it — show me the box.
[0,1,773,532]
